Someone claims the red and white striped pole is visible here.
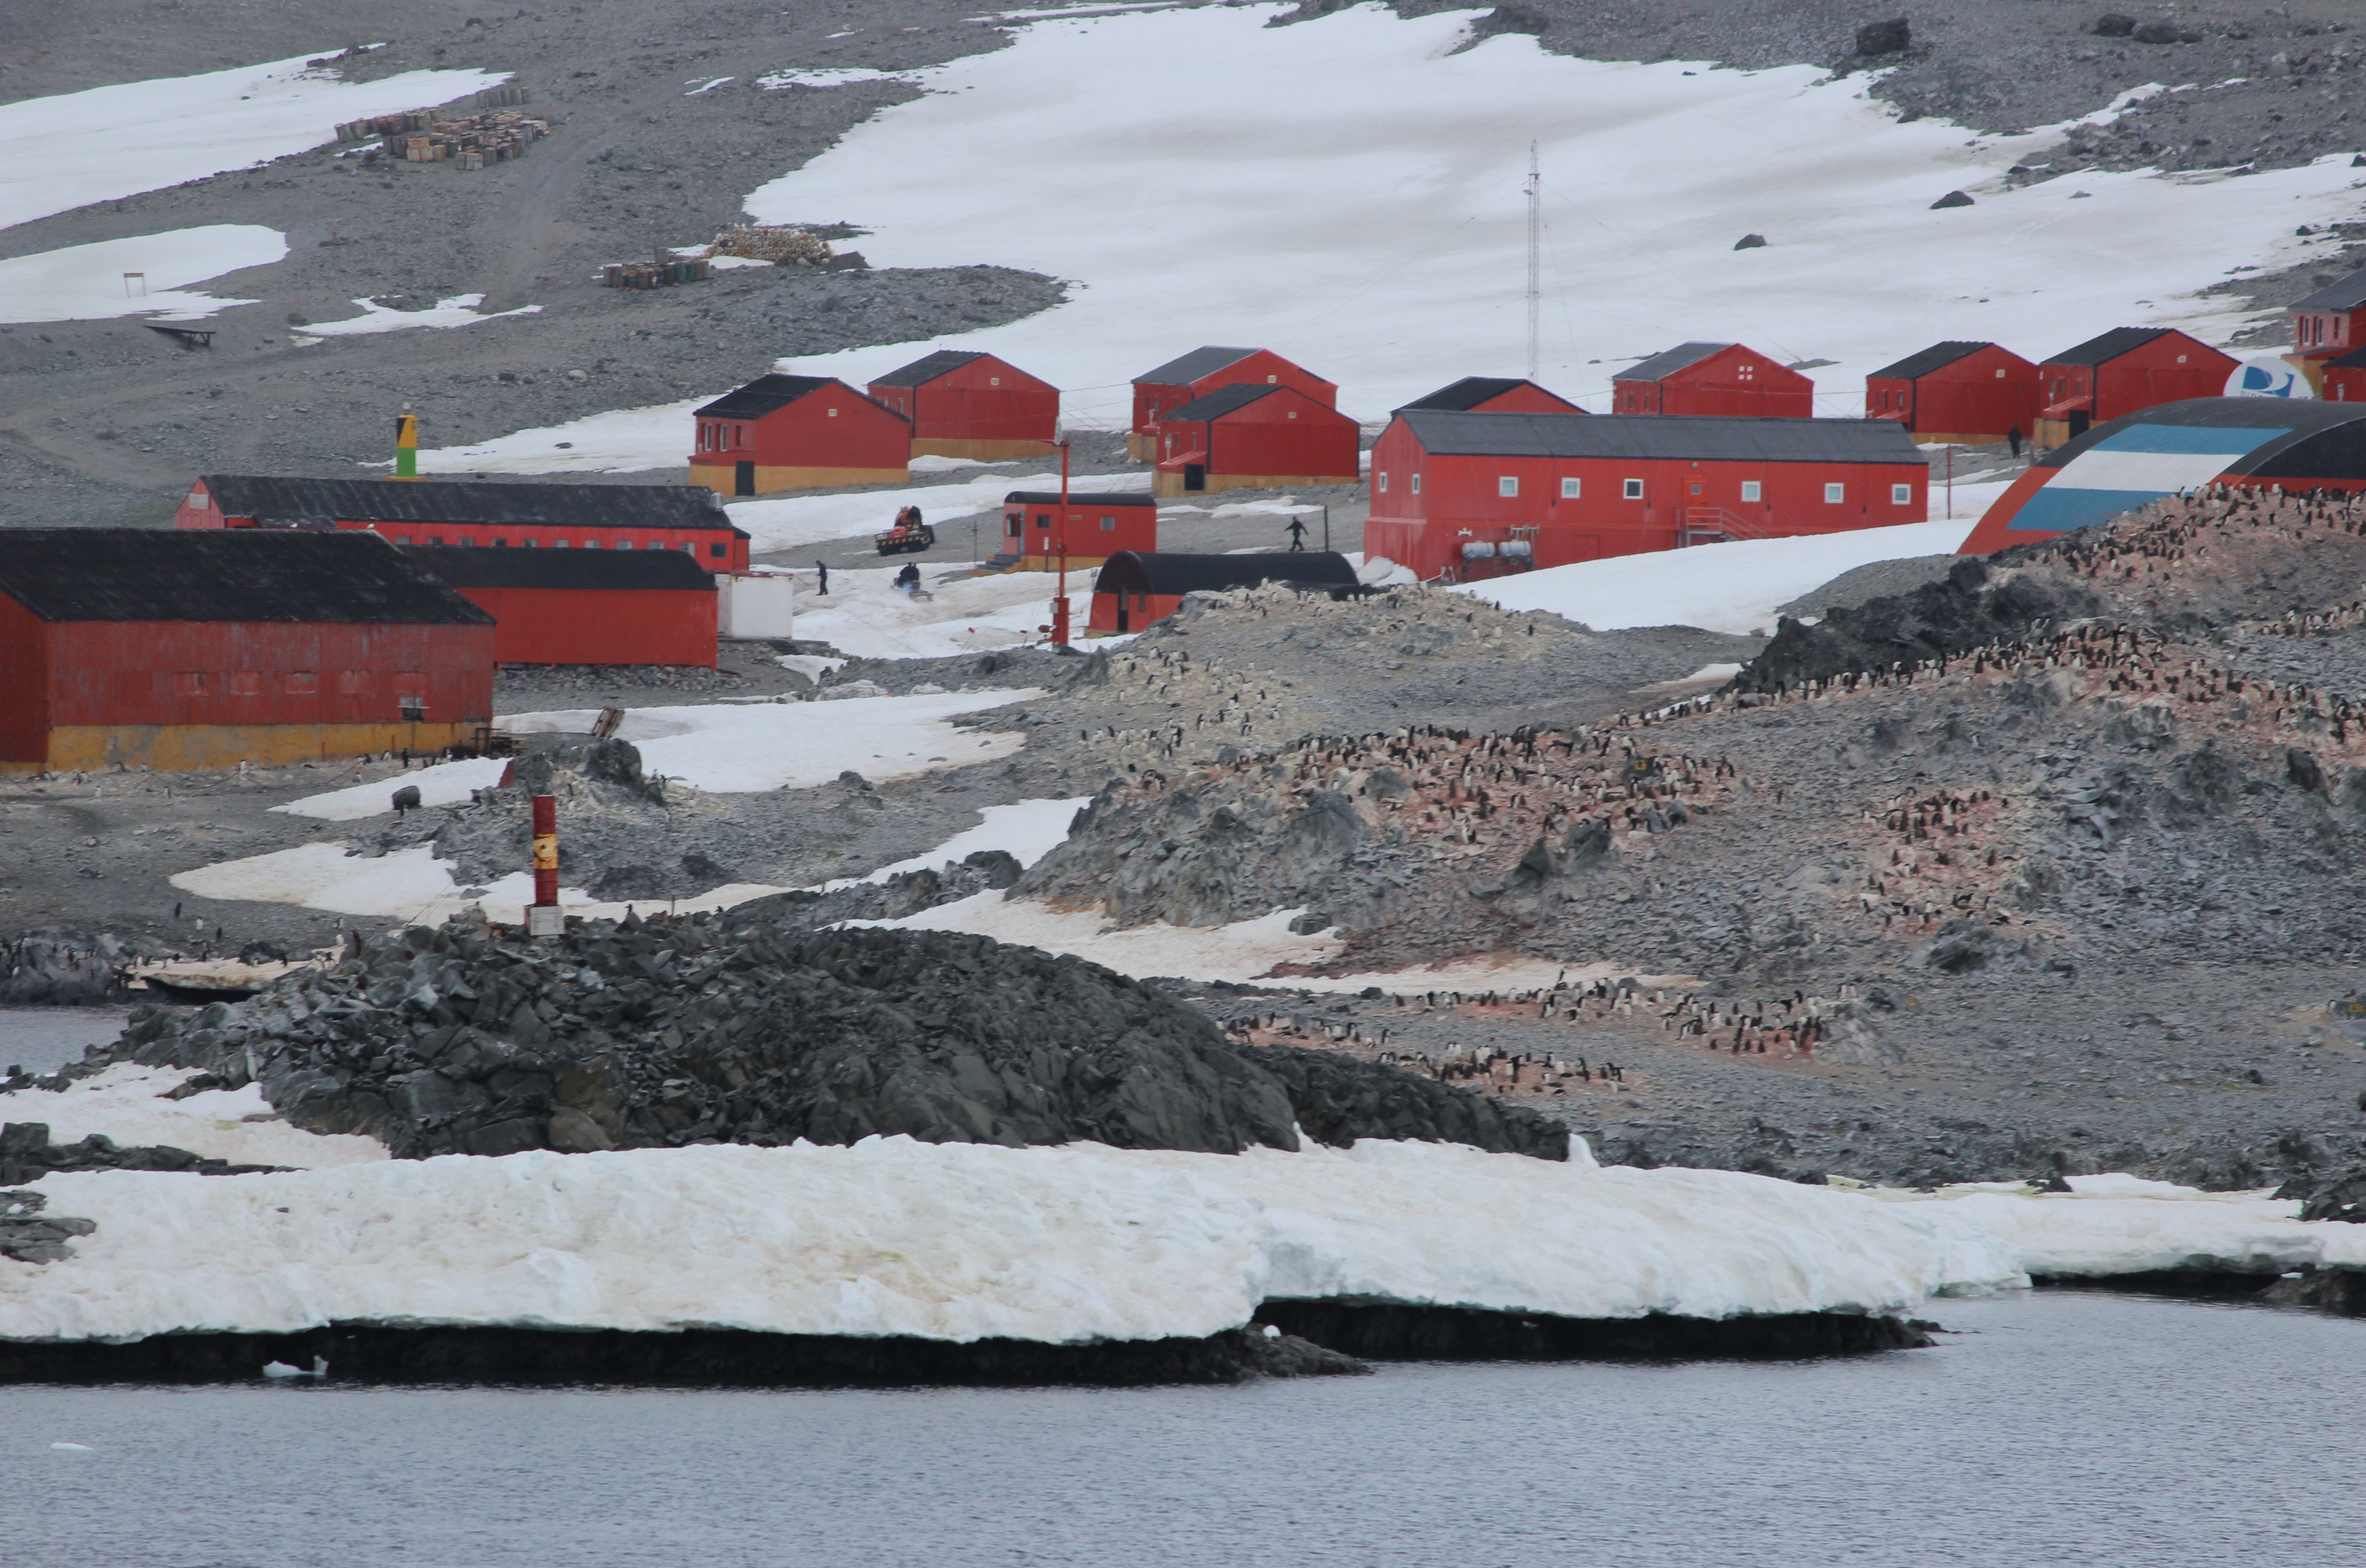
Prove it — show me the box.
[527,793,562,935]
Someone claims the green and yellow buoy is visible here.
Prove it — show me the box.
[392,402,419,480]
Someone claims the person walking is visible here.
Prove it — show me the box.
[1285,515,1308,551]
[2007,425,2023,459]
[814,559,829,595]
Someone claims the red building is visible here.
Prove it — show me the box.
[1088,552,1358,635]
[1365,410,1927,582]
[178,476,752,571]
[997,490,1157,571]
[866,349,1059,461]
[1864,342,2040,446]
[2034,327,2239,449]
[401,545,717,668]
[2286,265,2366,391]
[688,374,909,496]
[0,530,492,773]
[1611,342,1814,418]
[2324,346,2366,403]
[1128,347,1337,460]
[1148,385,1360,498]
[1398,376,1586,416]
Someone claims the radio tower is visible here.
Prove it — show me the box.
[1525,141,1541,381]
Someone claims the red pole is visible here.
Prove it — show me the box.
[1051,436,1072,647]
[530,793,558,919]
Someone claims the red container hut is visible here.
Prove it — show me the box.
[997,491,1157,571]
[2324,346,2366,404]
[1863,342,2040,446]
[1147,385,1360,497]
[2286,265,2366,392]
[1610,343,1813,418]
[401,544,718,668]
[866,349,1059,461]
[2034,328,2239,449]
[688,374,909,496]
[1128,347,1337,459]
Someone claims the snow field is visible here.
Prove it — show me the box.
[858,893,1345,979]
[0,227,287,326]
[796,567,1084,657]
[815,796,1090,889]
[0,55,508,233]
[295,292,542,339]
[0,1063,386,1170]
[1449,519,1977,635]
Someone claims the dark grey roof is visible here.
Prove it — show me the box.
[2291,265,2366,314]
[2328,346,2366,370]
[0,530,493,625]
[399,545,717,591]
[2030,397,2366,477]
[1003,491,1156,508]
[1396,376,1575,412]
[1613,342,1730,382]
[200,475,743,536]
[1869,341,1999,381]
[1395,410,1922,464]
[868,349,988,389]
[1133,345,1259,386]
[1091,551,1357,597]
[693,374,905,424]
[1162,383,1305,422]
[2041,326,2177,368]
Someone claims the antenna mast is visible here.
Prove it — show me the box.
[1525,141,1541,381]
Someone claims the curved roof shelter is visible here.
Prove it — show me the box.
[1957,397,2366,553]
[1090,551,1357,599]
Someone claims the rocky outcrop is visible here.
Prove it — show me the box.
[0,1120,280,1185]
[1239,1043,1568,1159]
[0,1187,95,1266]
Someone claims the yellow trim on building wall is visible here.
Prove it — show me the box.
[14,721,481,773]
[911,437,1057,461]
[687,462,908,496]
[1150,469,1359,498]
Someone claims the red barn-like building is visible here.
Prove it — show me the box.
[1398,376,1586,416]
[1365,410,1926,582]
[401,545,718,668]
[1088,551,1357,635]
[997,490,1157,571]
[2034,328,2239,449]
[178,476,752,571]
[1611,342,1814,418]
[1149,384,1360,498]
[1864,342,2040,446]
[1128,347,1337,460]
[689,374,909,496]
[866,349,1059,461]
[2286,265,2366,391]
[0,530,493,773]
[2323,346,2366,403]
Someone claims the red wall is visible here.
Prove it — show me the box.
[1131,350,1338,433]
[1001,500,1157,557]
[1612,345,1813,417]
[869,355,1058,442]
[2293,304,2366,356]
[2327,364,2366,403]
[1470,385,1586,414]
[39,619,493,729]
[1365,419,1925,580]
[175,482,748,569]
[455,586,717,668]
[2041,333,2238,422]
[1865,345,2040,439]
[1153,388,1359,478]
[1089,589,1185,634]
[0,595,49,762]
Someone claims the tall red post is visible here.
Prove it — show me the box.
[527,793,561,934]
[1050,436,1072,647]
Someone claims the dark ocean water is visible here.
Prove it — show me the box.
[5,1292,2359,1568]
[0,1007,127,1077]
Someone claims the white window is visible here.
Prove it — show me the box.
[1824,482,1845,503]
[1559,477,1581,499]
[1622,478,1643,500]
[616,541,632,550]
[396,536,413,545]
[187,490,210,509]
[827,406,839,417]
[554,539,569,548]
[1994,367,2007,379]
[1377,471,1389,493]
[1410,474,1422,495]
[1741,480,1761,503]
[1100,516,1116,531]
[989,376,1001,386]
[1891,483,1912,505]
[1498,476,1519,498]
[1266,374,1278,383]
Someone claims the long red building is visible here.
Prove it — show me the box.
[401,545,718,668]
[1864,342,2040,446]
[689,374,909,496]
[1128,346,1336,460]
[178,475,752,570]
[2034,328,2238,449]
[866,349,1058,461]
[0,530,492,772]
[1149,384,1360,497]
[1365,411,1927,582]
[1611,342,1814,418]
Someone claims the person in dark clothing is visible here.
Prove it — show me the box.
[1285,515,1308,551]
[895,562,921,591]
[814,560,829,595]
[2007,426,2023,458]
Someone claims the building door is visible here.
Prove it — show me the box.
[2068,410,2090,439]
[733,460,755,497]
[1183,463,1205,492]
[1116,599,1130,633]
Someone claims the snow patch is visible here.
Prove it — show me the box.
[299,292,542,337]
[795,567,1081,658]
[0,226,286,326]
[0,1063,386,1170]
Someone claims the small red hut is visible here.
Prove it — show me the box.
[2324,347,2366,404]
[402,544,718,668]
[997,490,1157,571]
[2034,328,2239,449]
[1864,342,2040,446]
[1088,551,1358,635]
[1148,385,1360,498]
[2287,265,2366,391]
[1611,342,1813,418]
[688,375,909,496]
[1397,377,1586,416]
[1128,347,1337,460]
[866,349,1059,461]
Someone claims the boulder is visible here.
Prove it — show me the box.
[1855,17,1911,55]
[1930,190,1975,209]
[1733,232,1768,250]
[2092,13,2136,36]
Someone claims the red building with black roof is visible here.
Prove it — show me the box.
[1864,341,2040,446]
[2287,265,2366,391]
[1398,377,1585,416]
[1365,410,1926,581]
[401,544,718,668]
[2324,346,2366,404]
[1128,346,1336,460]
[0,530,492,773]
[1088,551,1357,635]
[866,349,1059,461]
[1147,383,1360,497]
[178,475,752,570]
[1611,342,1814,418]
[2034,327,2238,449]
[688,374,909,496]
[997,490,1157,571]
